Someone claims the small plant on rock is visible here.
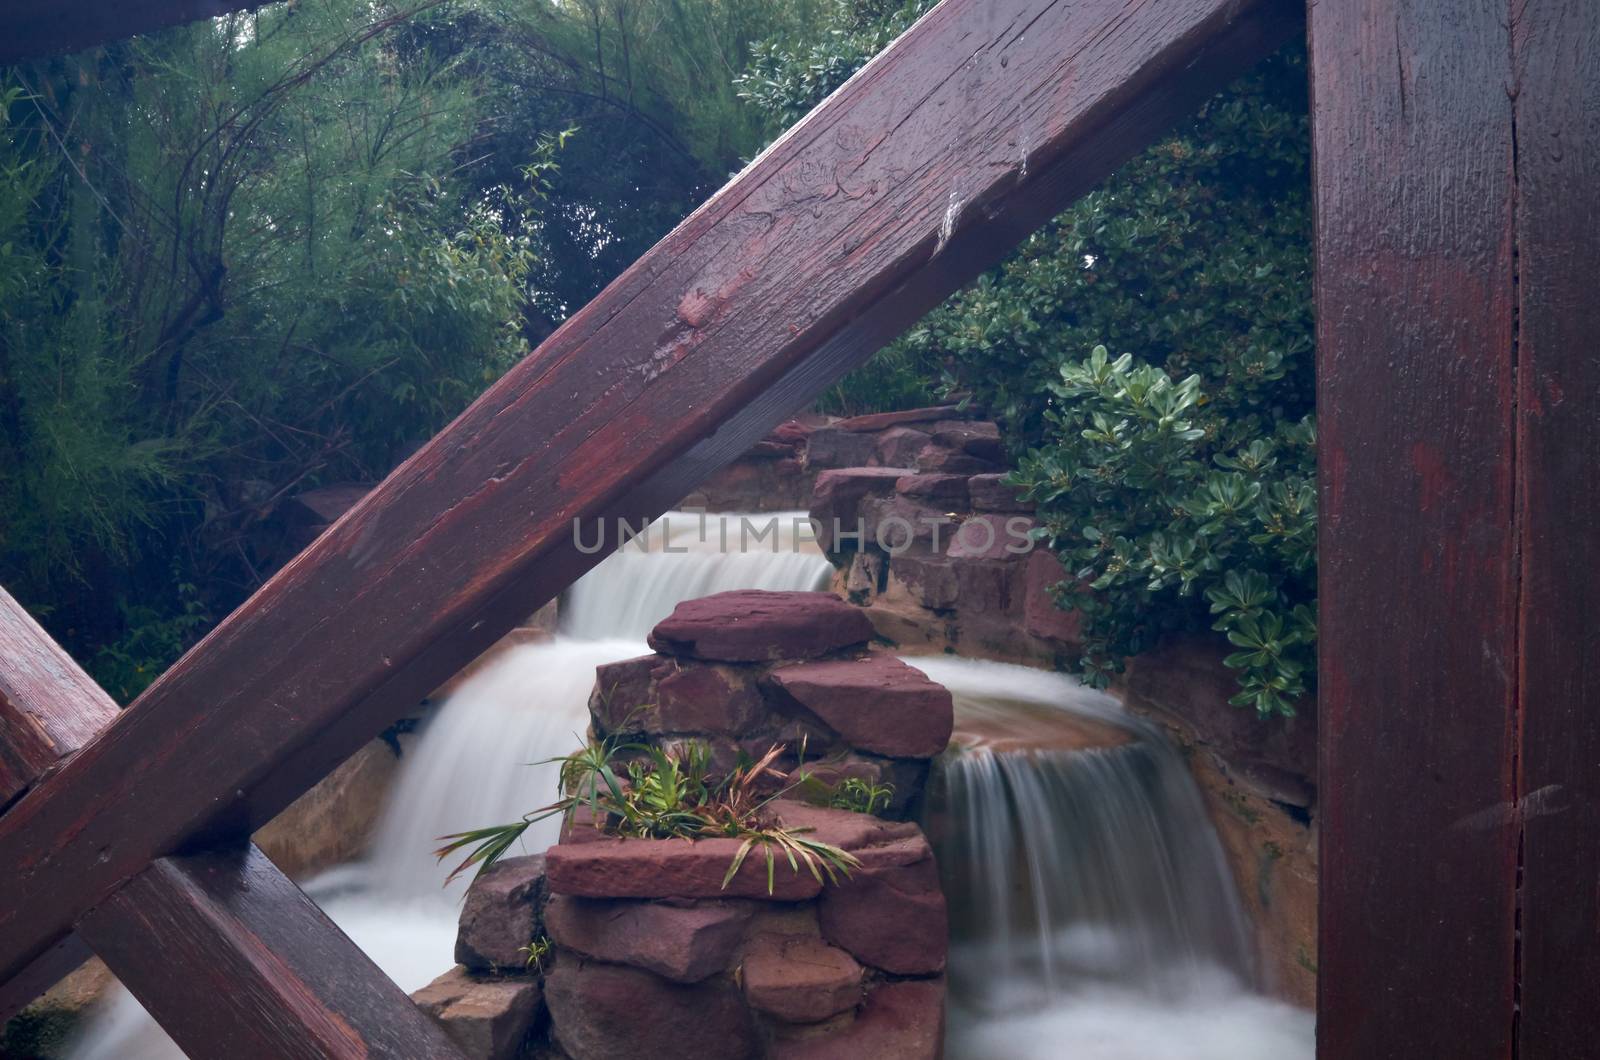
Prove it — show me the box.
[827,777,895,816]
[435,738,860,894]
[519,936,553,973]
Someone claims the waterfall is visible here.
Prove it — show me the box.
[68,512,1312,1059]
[907,656,1314,1059]
[67,512,832,1059]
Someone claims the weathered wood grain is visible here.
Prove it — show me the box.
[0,0,1300,988]
[78,842,465,1059]
[0,585,454,1053]
[0,587,120,808]
[0,586,120,810]
[1311,1,1519,1056]
[1511,2,1600,1054]
[0,0,271,64]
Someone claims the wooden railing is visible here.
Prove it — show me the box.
[3,0,1595,1057]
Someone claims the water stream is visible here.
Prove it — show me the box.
[911,656,1312,1058]
[68,511,1310,1058]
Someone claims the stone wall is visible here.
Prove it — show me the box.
[754,404,1319,1006]
[413,590,953,1059]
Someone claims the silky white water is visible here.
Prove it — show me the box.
[67,512,832,1059]
[907,655,1314,1059]
[69,513,1310,1058]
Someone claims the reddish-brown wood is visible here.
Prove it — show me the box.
[0,587,120,808]
[1312,1,1519,1056]
[0,0,271,64]
[78,842,465,1059]
[0,0,1299,988]
[1511,3,1600,1054]
[0,586,457,1054]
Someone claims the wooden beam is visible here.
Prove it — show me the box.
[1311,1,1519,1056]
[0,586,119,808]
[78,842,464,1059]
[1510,3,1600,1053]
[0,0,1300,987]
[0,0,273,64]
[0,591,459,1053]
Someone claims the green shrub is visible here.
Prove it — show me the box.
[915,53,1315,715]
[741,15,1315,715]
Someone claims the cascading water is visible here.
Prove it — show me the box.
[908,656,1313,1059]
[69,511,1311,1058]
[67,512,832,1060]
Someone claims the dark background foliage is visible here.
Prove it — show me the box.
[0,0,1313,715]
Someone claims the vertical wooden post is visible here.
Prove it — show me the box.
[1509,3,1600,1054]
[1311,1,1519,1056]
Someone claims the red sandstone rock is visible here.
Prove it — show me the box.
[545,958,757,1060]
[1021,549,1082,644]
[742,934,864,1023]
[558,804,609,845]
[789,755,931,819]
[647,590,872,662]
[875,426,934,467]
[811,468,915,551]
[767,654,954,759]
[1118,633,1317,806]
[831,406,963,432]
[926,419,1003,461]
[656,664,765,734]
[946,513,1035,561]
[967,472,1033,512]
[804,426,881,468]
[895,473,970,508]
[589,653,665,733]
[772,979,946,1060]
[913,443,1002,475]
[545,835,825,900]
[770,419,816,446]
[747,439,798,458]
[770,800,921,851]
[412,966,542,1060]
[818,836,947,975]
[857,494,957,551]
[544,895,753,983]
[455,854,548,973]
[890,554,961,610]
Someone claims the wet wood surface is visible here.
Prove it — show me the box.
[1509,3,1600,1054]
[79,843,465,1059]
[1311,0,1520,1055]
[0,587,120,808]
[0,0,1299,990]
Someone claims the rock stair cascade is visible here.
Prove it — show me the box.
[668,404,1079,668]
[412,589,955,1059]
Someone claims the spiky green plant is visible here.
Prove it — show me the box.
[435,738,860,893]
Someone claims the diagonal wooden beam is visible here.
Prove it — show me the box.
[0,0,1301,988]
[79,842,464,1059]
[0,590,463,1053]
[0,587,119,809]
[0,0,275,64]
